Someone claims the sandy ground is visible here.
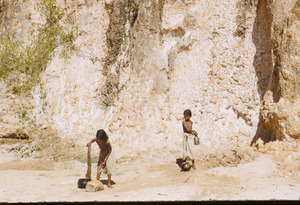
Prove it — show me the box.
[0,147,300,202]
[0,148,299,202]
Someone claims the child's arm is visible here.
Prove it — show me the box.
[103,141,112,164]
[101,141,112,167]
[86,138,96,147]
[182,121,198,136]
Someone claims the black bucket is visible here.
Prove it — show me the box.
[77,178,91,189]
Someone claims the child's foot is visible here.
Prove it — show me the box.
[192,164,196,169]
[107,183,113,189]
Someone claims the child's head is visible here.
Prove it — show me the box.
[183,109,192,117]
[96,129,108,142]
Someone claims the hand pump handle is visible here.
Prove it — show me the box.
[85,145,91,179]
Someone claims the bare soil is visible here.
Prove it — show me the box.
[0,147,299,202]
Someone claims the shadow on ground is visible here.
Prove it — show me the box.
[101,179,116,185]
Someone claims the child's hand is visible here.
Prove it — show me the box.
[86,142,91,147]
[97,163,106,173]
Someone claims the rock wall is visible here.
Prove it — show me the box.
[251,0,300,145]
[0,0,299,161]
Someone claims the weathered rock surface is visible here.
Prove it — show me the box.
[251,0,300,145]
[0,0,299,162]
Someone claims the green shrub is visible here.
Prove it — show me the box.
[0,38,22,79]
[0,0,77,94]
[129,2,139,24]
[59,26,78,58]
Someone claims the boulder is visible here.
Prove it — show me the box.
[85,179,104,192]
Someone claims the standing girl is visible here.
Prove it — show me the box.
[87,129,115,188]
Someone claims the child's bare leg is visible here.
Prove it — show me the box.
[97,170,101,180]
[107,174,112,188]
[192,160,196,169]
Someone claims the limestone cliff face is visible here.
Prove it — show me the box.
[0,0,299,161]
[251,0,300,145]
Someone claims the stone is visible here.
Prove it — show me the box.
[85,179,104,192]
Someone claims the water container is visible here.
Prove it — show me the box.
[194,136,200,145]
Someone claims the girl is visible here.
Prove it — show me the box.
[87,129,115,188]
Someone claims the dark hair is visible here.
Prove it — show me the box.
[183,109,192,117]
[96,129,108,142]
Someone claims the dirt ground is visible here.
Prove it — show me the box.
[0,147,299,203]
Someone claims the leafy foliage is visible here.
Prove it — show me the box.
[129,2,139,24]
[0,0,77,94]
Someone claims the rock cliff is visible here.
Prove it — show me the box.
[0,0,299,161]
